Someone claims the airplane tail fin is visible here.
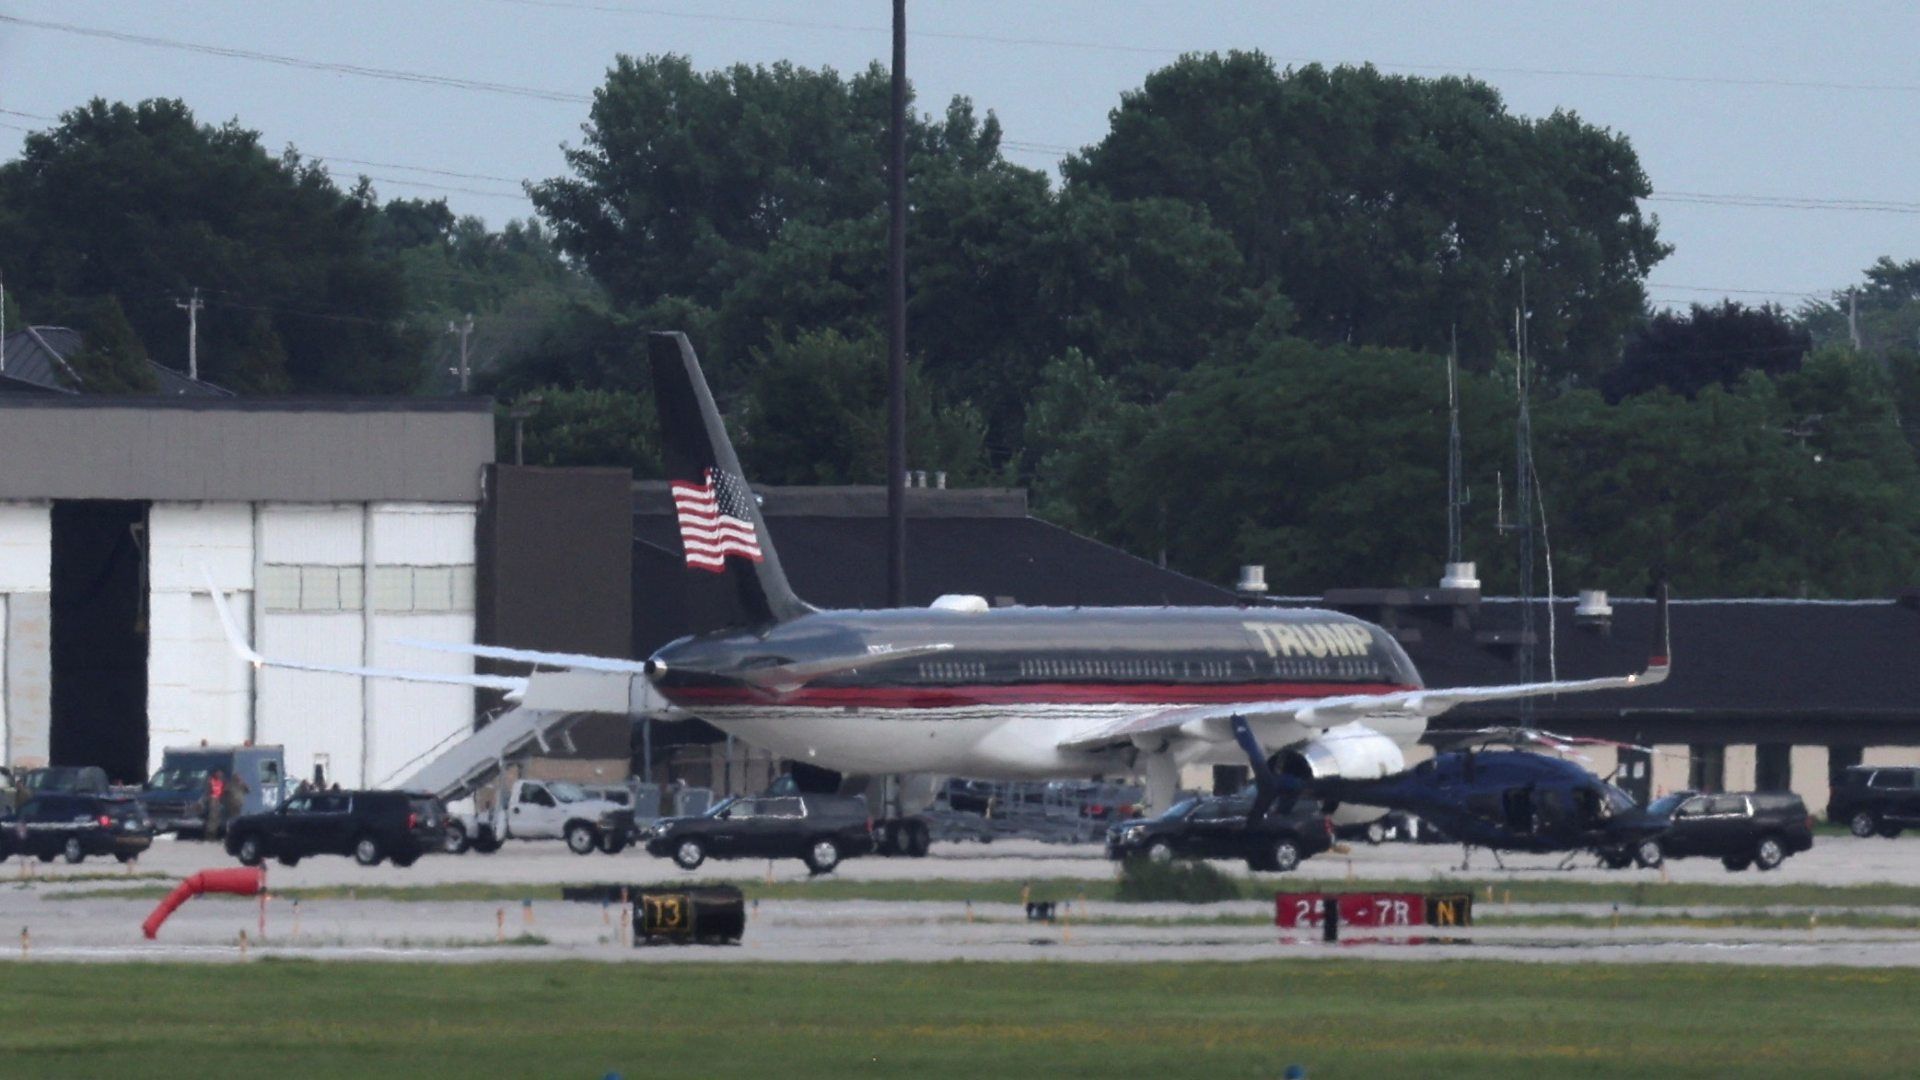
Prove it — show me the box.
[650,331,811,633]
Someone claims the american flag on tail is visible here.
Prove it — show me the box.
[671,467,764,571]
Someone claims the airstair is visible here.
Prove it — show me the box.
[394,669,674,802]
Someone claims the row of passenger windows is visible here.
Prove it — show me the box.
[909,657,1387,681]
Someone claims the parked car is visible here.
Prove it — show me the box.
[1608,790,1815,871]
[645,793,875,874]
[0,794,154,864]
[1828,765,1920,838]
[1105,793,1335,872]
[224,790,447,868]
[138,745,288,836]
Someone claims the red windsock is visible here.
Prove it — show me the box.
[142,867,266,940]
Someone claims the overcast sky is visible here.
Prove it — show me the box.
[3,0,1917,312]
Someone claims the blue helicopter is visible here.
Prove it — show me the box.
[1233,717,1670,868]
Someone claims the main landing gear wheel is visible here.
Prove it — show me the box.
[1633,839,1664,869]
[672,838,706,870]
[804,838,842,875]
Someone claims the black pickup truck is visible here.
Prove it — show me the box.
[1616,791,1815,872]
[1105,793,1334,873]
[645,794,875,874]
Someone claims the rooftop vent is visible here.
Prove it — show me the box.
[1574,589,1614,622]
[1236,565,1269,596]
[1439,561,1481,591]
[930,594,989,613]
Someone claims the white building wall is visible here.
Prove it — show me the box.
[258,612,367,789]
[0,502,51,766]
[0,503,51,592]
[1791,745,1829,814]
[145,503,255,773]
[367,613,477,788]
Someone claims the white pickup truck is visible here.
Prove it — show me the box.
[445,779,635,856]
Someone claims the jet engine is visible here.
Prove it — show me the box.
[1276,723,1405,782]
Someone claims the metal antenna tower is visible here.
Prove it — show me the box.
[1513,291,1538,721]
[1446,327,1464,566]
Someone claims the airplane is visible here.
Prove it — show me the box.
[211,331,1672,827]
[1232,717,1671,869]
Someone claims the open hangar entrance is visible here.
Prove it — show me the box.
[49,499,150,783]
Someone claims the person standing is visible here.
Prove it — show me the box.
[205,770,227,839]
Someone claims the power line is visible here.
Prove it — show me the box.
[0,14,591,105]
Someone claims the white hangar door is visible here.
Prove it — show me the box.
[254,505,368,790]
[365,503,478,790]
[145,502,253,780]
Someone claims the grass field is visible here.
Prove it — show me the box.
[3,960,1916,1077]
[43,873,1920,908]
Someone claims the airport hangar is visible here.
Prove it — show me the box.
[0,391,495,790]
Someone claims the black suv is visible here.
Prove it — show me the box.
[1106,794,1334,872]
[645,794,875,874]
[1624,791,1815,871]
[1,794,154,864]
[1828,766,1920,838]
[225,791,447,868]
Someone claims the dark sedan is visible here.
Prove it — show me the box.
[1106,794,1334,872]
[645,794,875,874]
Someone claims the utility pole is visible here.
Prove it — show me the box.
[1446,326,1464,567]
[174,287,203,380]
[1,269,7,375]
[885,0,908,608]
[447,313,475,392]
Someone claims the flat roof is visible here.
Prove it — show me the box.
[0,396,495,502]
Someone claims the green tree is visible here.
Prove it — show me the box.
[1063,55,1668,383]
[1605,301,1810,400]
[1801,257,1920,359]
[500,386,660,475]
[737,328,991,486]
[0,98,420,393]
[62,296,158,394]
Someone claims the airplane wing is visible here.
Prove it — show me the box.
[1060,586,1670,753]
[393,638,653,676]
[206,577,528,695]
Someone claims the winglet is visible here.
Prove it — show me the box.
[204,571,263,668]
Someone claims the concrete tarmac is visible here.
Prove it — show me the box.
[3,832,1919,965]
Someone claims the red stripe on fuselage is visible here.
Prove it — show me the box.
[663,681,1419,709]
